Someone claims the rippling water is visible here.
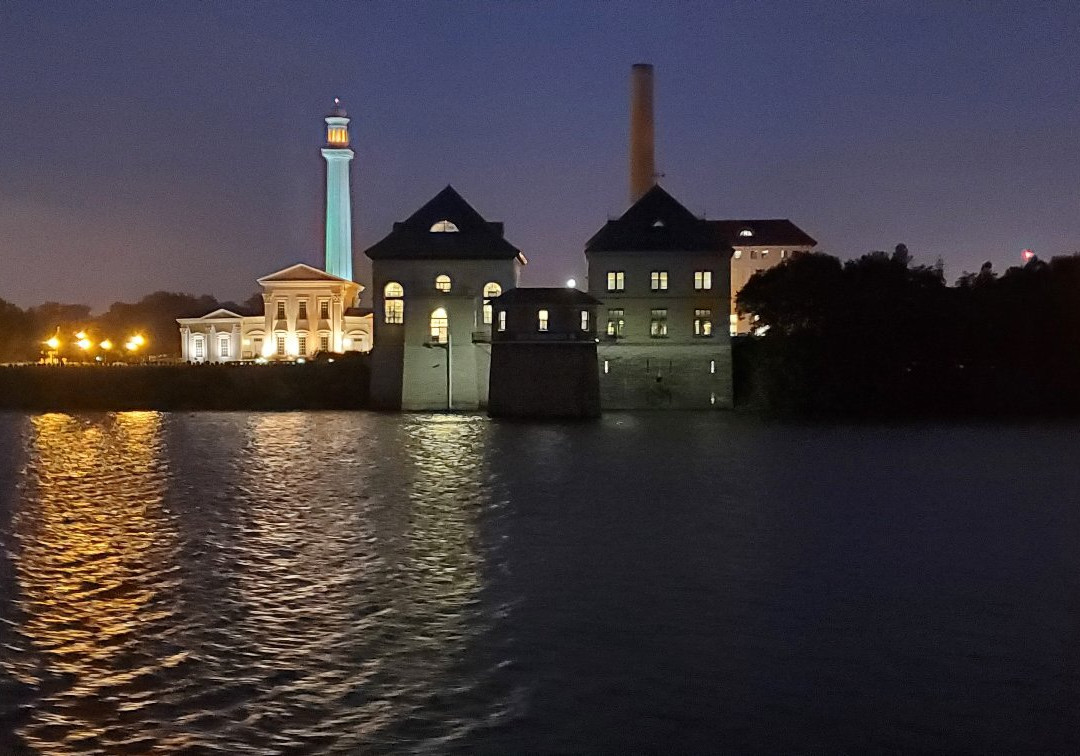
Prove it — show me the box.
[1,412,1079,753]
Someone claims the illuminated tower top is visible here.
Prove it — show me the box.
[325,97,350,147]
[322,98,355,281]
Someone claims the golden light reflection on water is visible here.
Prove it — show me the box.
[9,412,179,753]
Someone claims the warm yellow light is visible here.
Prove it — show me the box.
[45,337,60,350]
[99,339,113,350]
[77,338,92,350]
[75,331,87,340]
[131,334,146,346]
[125,341,138,351]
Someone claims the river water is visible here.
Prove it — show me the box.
[0,411,1078,754]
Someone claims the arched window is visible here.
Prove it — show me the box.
[430,307,449,344]
[430,220,459,233]
[384,281,404,324]
[482,282,502,325]
[435,274,452,292]
[739,228,754,238]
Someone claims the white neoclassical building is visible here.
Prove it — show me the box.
[178,100,373,362]
[177,263,371,362]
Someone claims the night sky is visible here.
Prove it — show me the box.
[2,1,1078,310]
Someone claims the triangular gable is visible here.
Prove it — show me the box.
[257,263,354,284]
[199,308,244,319]
[585,185,716,253]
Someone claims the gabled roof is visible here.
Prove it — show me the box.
[489,287,602,306]
[257,263,355,284]
[585,185,717,254]
[364,185,522,261]
[198,308,244,319]
[711,219,817,248]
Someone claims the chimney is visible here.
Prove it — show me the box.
[629,63,656,203]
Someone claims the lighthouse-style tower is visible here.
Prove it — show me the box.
[321,98,354,281]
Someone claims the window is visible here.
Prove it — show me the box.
[761,249,770,258]
[483,282,502,325]
[498,310,506,332]
[650,271,668,291]
[385,300,403,324]
[603,359,609,374]
[298,301,308,320]
[750,250,758,260]
[276,301,286,320]
[733,250,743,260]
[429,219,459,233]
[694,309,713,337]
[780,249,789,259]
[384,281,404,324]
[430,307,448,344]
[319,300,329,319]
[320,336,329,352]
[538,309,549,332]
[606,308,625,337]
[253,337,262,355]
[739,228,754,238]
[710,360,716,374]
[580,310,589,331]
[650,309,668,338]
[193,336,204,360]
[435,274,452,292]
[694,270,713,290]
[606,271,625,292]
[219,336,230,357]
[298,335,307,355]
[276,336,286,356]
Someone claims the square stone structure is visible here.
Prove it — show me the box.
[366,186,525,410]
[488,287,602,419]
[585,185,734,409]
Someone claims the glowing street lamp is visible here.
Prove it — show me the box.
[77,338,92,351]
[45,336,60,350]
[131,334,146,347]
[99,339,112,351]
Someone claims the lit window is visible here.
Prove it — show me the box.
[384,281,404,298]
[603,359,609,374]
[710,360,716,374]
[538,309,549,332]
[385,300,404,324]
[320,336,329,352]
[483,282,502,325]
[606,308,624,337]
[733,250,743,260]
[276,336,286,356]
[430,220,459,233]
[694,271,713,290]
[652,219,665,228]
[276,301,286,320]
[193,336,204,360]
[694,309,713,337]
[298,301,308,320]
[580,310,589,331]
[761,249,770,258]
[319,300,330,319]
[298,335,307,355]
[219,336,230,358]
[498,310,506,332]
[435,274,452,292]
[650,309,668,338]
[780,250,788,259]
[739,228,754,237]
[606,271,625,292]
[430,307,448,344]
[750,250,758,260]
[650,271,668,291]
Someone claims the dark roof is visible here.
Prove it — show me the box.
[365,185,522,261]
[490,287,602,306]
[344,306,372,317]
[585,185,717,253]
[711,219,817,248]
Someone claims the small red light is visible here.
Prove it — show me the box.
[1022,249,1035,261]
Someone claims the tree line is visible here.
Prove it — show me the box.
[0,291,262,362]
[735,246,1080,416]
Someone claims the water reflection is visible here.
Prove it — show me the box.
[7,412,180,754]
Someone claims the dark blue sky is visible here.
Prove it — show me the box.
[2,1,1078,310]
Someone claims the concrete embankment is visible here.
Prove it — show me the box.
[0,362,370,411]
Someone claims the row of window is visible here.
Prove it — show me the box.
[192,333,334,359]
[275,300,332,320]
[607,270,714,292]
[383,280,504,325]
[733,249,792,260]
[605,308,714,338]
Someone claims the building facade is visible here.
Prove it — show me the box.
[586,185,734,409]
[366,186,524,410]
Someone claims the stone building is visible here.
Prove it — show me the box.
[365,186,525,410]
[488,287,602,418]
[586,185,734,409]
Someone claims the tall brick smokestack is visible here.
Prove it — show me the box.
[629,63,656,203]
